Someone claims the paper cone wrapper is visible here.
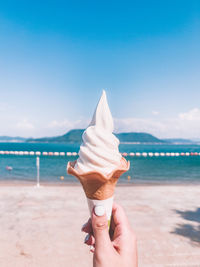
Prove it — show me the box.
[87,196,114,226]
[67,157,129,226]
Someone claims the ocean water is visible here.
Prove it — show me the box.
[0,142,200,184]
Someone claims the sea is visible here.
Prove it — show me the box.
[0,142,200,184]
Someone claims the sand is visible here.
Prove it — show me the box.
[0,184,199,267]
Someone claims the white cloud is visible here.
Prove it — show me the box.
[16,119,35,130]
[152,111,159,116]
[179,108,200,121]
[114,108,200,139]
[45,118,89,136]
[114,118,166,135]
[48,118,89,129]
[0,117,89,138]
[1,108,199,139]
[0,102,14,112]
[48,119,74,129]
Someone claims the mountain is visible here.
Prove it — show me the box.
[26,129,84,143]
[192,138,200,143]
[0,136,27,142]
[27,129,165,144]
[2,131,198,144]
[115,132,165,143]
[3,131,199,144]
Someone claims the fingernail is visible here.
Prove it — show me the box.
[94,205,105,216]
[81,223,87,231]
[84,234,90,243]
[90,245,95,252]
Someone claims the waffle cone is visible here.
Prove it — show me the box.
[67,157,130,200]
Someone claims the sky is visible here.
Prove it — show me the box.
[0,0,200,139]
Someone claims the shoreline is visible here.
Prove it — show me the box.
[0,179,200,187]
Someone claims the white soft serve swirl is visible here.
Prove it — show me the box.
[74,90,122,176]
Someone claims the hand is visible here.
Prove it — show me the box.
[82,203,138,267]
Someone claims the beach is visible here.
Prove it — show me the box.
[0,184,199,267]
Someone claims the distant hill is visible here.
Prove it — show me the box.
[27,129,85,143]
[115,132,165,143]
[2,131,198,144]
[0,136,27,142]
[27,129,165,144]
[192,138,200,143]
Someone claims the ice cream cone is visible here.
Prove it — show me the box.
[67,157,130,222]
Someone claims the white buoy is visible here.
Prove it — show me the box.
[6,166,13,171]
[2,149,198,159]
[142,152,147,157]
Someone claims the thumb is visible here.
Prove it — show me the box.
[91,205,112,252]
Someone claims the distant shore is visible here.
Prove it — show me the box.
[0,179,200,186]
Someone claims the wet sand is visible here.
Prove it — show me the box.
[0,184,199,267]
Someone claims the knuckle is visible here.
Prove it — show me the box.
[94,220,108,230]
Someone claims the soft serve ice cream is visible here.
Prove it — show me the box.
[67,90,129,223]
[74,90,122,176]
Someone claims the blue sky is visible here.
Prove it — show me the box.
[0,0,200,138]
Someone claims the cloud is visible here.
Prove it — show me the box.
[46,118,90,136]
[16,119,35,130]
[48,118,89,129]
[114,117,166,135]
[0,102,14,112]
[0,117,89,138]
[179,108,200,121]
[152,111,159,116]
[1,108,199,139]
[48,119,74,129]
[114,108,200,139]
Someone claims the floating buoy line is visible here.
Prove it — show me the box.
[0,151,200,157]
